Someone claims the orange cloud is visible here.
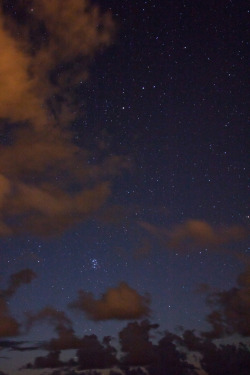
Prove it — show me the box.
[139,219,248,251]
[0,1,127,236]
[70,282,151,321]
[169,219,248,247]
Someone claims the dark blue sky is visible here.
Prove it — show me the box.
[0,1,249,374]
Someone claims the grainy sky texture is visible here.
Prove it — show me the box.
[0,1,249,374]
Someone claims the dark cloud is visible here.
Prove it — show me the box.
[23,335,117,371]
[45,326,83,352]
[203,266,250,338]
[76,335,117,370]
[119,320,159,367]
[0,269,37,338]
[119,321,198,374]
[0,300,20,338]
[180,330,250,375]
[25,306,86,351]
[199,343,250,375]
[26,306,72,330]
[0,0,130,236]
[70,282,151,321]
[176,267,250,373]
[147,331,198,375]
[23,350,65,369]
[0,340,24,349]
[1,269,36,299]
[139,219,248,251]
[0,339,39,352]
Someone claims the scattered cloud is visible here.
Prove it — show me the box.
[69,282,151,321]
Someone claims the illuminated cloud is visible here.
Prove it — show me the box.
[70,282,151,321]
[139,219,248,251]
[169,219,248,247]
[0,1,126,236]
[0,0,114,127]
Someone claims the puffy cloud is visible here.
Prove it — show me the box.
[139,219,248,251]
[0,269,36,338]
[0,1,128,236]
[70,282,151,321]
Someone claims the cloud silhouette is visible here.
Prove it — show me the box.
[203,265,250,338]
[70,282,151,321]
[23,350,65,369]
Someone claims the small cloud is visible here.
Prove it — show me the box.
[169,220,248,247]
[138,219,248,251]
[70,282,151,321]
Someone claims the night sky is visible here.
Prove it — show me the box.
[0,1,249,375]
